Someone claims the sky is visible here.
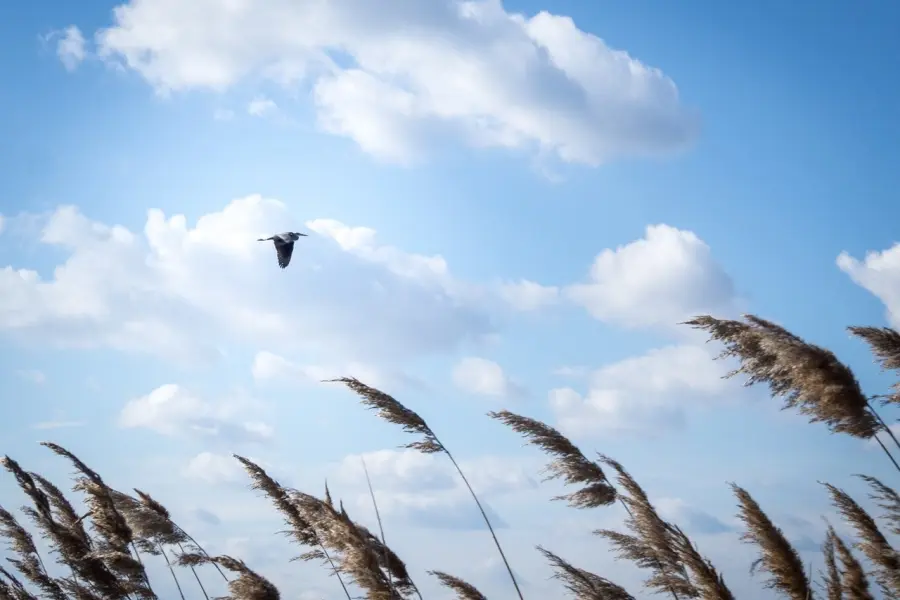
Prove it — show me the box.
[2,0,900,598]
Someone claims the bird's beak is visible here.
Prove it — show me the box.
[299,233,308,236]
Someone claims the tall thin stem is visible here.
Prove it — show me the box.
[361,458,401,600]
[130,541,156,598]
[615,497,681,600]
[173,528,229,582]
[175,542,210,600]
[159,545,186,600]
[873,433,900,474]
[867,400,900,457]
[438,440,524,600]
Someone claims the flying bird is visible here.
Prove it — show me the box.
[258,231,308,269]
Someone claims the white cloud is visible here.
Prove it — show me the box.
[182,452,245,484]
[0,214,5,235]
[497,280,559,312]
[452,356,522,398]
[32,420,85,430]
[564,224,737,330]
[17,369,46,385]
[251,350,418,391]
[551,365,588,378]
[213,108,235,121]
[55,26,87,71]
[334,448,536,528]
[247,96,277,117]
[119,383,274,444]
[838,244,900,329]
[0,196,492,364]
[550,344,734,438]
[91,0,697,165]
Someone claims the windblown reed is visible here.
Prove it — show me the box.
[1,313,899,599]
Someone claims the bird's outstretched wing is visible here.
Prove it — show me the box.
[275,240,295,269]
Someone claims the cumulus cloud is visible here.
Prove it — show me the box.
[251,350,421,391]
[91,0,697,165]
[247,96,278,117]
[564,224,737,330]
[17,369,46,385]
[497,280,559,312]
[0,196,492,364]
[336,449,535,496]
[452,356,523,398]
[182,451,245,484]
[53,26,87,71]
[335,449,534,529]
[656,498,735,535]
[213,108,235,121]
[550,344,735,437]
[837,244,900,329]
[119,383,274,444]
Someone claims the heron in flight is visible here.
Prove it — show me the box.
[258,232,308,269]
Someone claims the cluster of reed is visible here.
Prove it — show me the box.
[2,314,900,599]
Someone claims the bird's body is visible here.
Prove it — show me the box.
[257,231,308,269]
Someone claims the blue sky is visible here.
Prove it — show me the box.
[2,0,900,598]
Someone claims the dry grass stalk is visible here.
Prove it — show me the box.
[685,315,879,438]
[595,455,695,599]
[40,442,157,600]
[820,524,842,600]
[665,524,735,600]
[731,484,810,600]
[0,565,38,600]
[2,456,127,599]
[488,410,616,508]
[428,570,488,600]
[0,506,66,600]
[848,325,900,405]
[232,456,351,600]
[330,377,524,600]
[538,546,634,600]
[829,527,875,600]
[293,492,397,599]
[177,553,279,600]
[855,474,900,537]
[360,456,411,600]
[822,482,900,598]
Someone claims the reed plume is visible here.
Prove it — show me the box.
[665,524,734,600]
[288,486,420,599]
[177,554,279,600]
[0,566,37,600]
[829,527,874,600]
[428,571,488,600]
[0,506,66,600]
[488,410,616,508]
[820,524,842,600]
[3,456,126,599]
[731,483,810,600]
[822,482,900,598]
[595,455,696,599]
[40,442,157,599]
[329,377,524,600]
[856,474,900,536]
[685,315,879,439]
[538,546,634,600]
[848,325,900,405]
[231,455,351,600]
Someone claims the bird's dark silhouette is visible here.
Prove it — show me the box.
[258,231,307,269]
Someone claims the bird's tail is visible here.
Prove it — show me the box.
[257,237,271,241]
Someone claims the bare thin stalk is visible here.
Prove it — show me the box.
[441,441,524,600]
[866,400,900,458]
[159,545,186,600]
[174,532,228,583]
[360,457,403,600]
[176,542,210,600]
